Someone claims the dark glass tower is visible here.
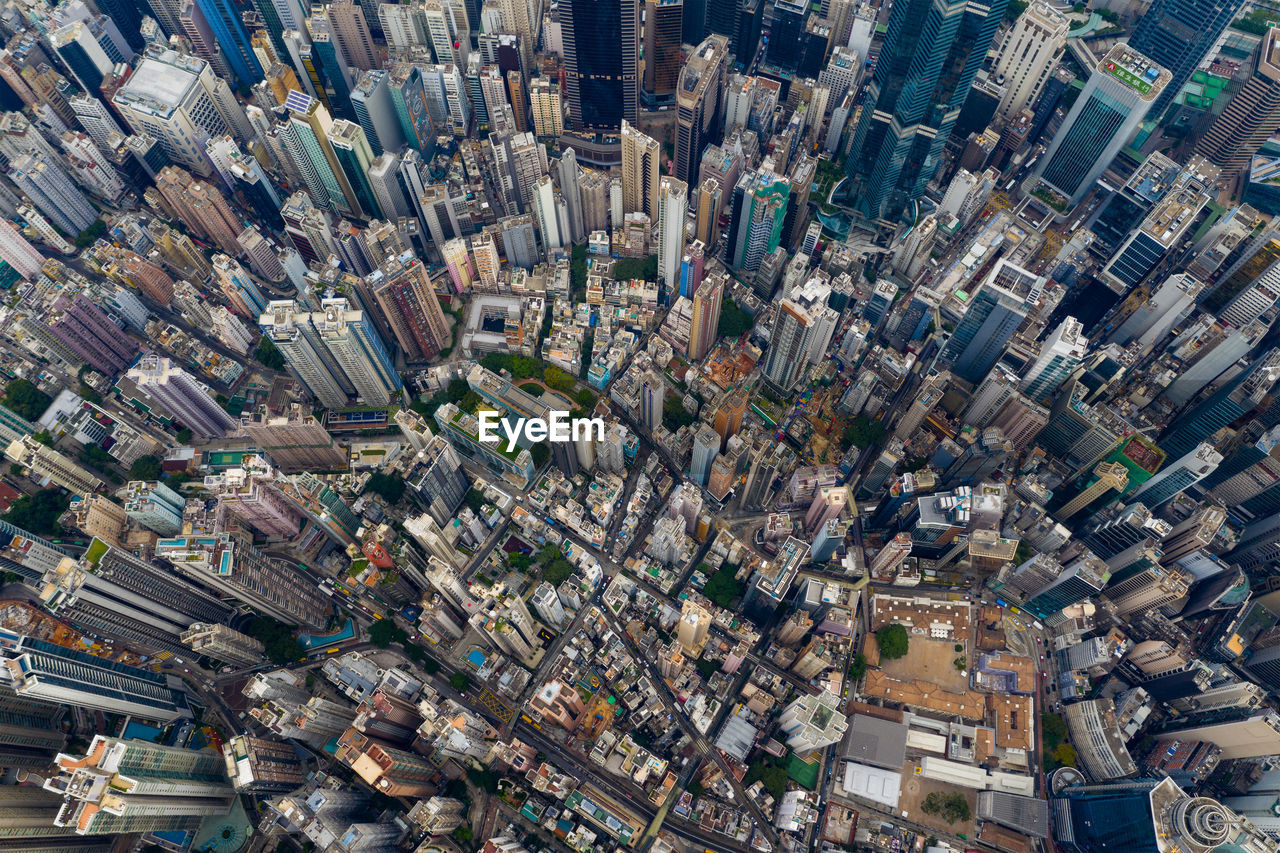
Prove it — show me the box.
[844,0,1007,221]
[564,0,639,132]
[1128,0,1245,117]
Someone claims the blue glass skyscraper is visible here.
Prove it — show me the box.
[195,0,263,85]
[1128,0,1245,116]
[845,0,1007,221]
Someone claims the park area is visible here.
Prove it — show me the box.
[877,636,973,693]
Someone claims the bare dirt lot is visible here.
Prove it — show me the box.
[898,769,978,838]
[878,636,971,693]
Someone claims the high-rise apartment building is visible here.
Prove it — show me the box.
[656,177,688,289]
[0,630,184,720]
[127,354,239,438]
[1032,44,1170,207]
[845,0,1005,220]
[763,299,813,392]
[181,622,266,667]
[48,292,139,375]
[688,270,724,360]
[5,436,103,494]
[620,119,660,218]
[8,152,97,237]
[156,531,332,628]
[46,735,235,834]
[371,254,451,362]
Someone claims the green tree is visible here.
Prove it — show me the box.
[129,456,164,481]
[530,442,549,468]
[365,472,406,504]
[3,379,51,420]
[575,388,596,407]
[702,565,742,608]
[254,336,287,370]
[848,652,868,681]
[464,487,487,513]
[1004,0,1027,20]
[612,254,658,280]
[543,366,577,393]
[686,780,705,798]
[74,219,106,249]
[2,490,69,536]
[449,672,472,691]
[368,620,405,649]
[744,758,788,800]
[717,296,753,338]
[663,395,695,431]
[79,444,115,470]
[875,623,909,659]
[32,431,54,447]
[244,617,305,664]
[175,428,193,444]
[842,415,887,450]
[543,558,573,585]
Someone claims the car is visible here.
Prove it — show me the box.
[1036,637,1042,644]
[1039,655,1044,661]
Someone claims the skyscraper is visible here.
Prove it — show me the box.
[127,354,239,438]
[643,0,683,106]
[563,0,639,131]
[285,89,363,215]
[313,297,403,404]
[656,177,688,289]
[8,152,98,237]
[371,254,451,363]
[675,35,728,186]
[690,424,720,485]
[940,260,1043,384]
[46,735,235,834]
[1128,0,1244,117]
[725,167,789,274]
[688,269,724,360]
[0,630,184,720]
[260,300,353,409]
[1021,317,1088,400]
[1128,443,1223,508]
[639,369,665,431]
[1194,27,1280,176]
[1054,461,1130,521]
[991,2,1068,122]
[763,299,812,392]
[845,0,1007,220]
[621,119,660,218]
[1053,777,1249,853]
[1031,44,1171,208]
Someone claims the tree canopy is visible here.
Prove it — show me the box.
[244,616,305,664]
[702,565,742,608]
[717,296,753,338]
[254,336,287,370]
[129,456,164,481]
[921,791,971,824]
[365,472,406,504]
[3,379,51,421]
[875,623,909,659]
[2,490,69,536]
